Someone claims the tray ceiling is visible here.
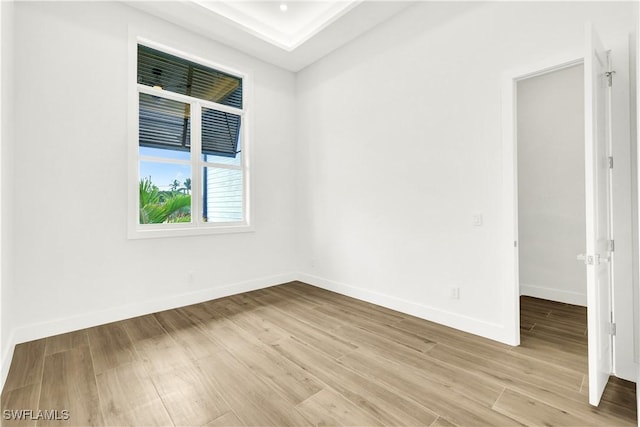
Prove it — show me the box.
[125,1,415,71]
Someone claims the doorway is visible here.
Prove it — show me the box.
[515,61,591,395]
[517,64,587,307]
[502,25,615,406]
[503,22,616,406]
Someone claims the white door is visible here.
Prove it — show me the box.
[584,21,613,407]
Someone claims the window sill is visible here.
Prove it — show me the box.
[128,223,254,239]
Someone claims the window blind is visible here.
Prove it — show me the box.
[138,45,243,158]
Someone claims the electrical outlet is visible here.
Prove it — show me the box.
[450,287,460,300]
[187,271,195,284]
[472,214,483,227]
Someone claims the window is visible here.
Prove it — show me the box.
[130,43,250,238]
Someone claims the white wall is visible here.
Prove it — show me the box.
[3,0,638,389]
[517,65,587,306]
[0,0,15,388]
[296,1,636,379]
[631,0,640,367]
[3,1,298,373]
[630,23,639,364]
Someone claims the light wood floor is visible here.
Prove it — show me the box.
[1,282,636,426]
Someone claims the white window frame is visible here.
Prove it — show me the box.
[128,37,253,239]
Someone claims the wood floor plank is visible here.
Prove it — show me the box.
[2,340,45,392]
[252,288,336,317]
[210,321,324,405]
[519,302,552,315]
[598,378,638,421]
[335,348,517,426]
[95,361,172,427]
[196,350,312,427]
[527,322,588,344]
[268,283,328,306]
[272,337,440,426]
[132,334,193,377]
[519,308,586,335]
[284,303,347,332]
[45,330,89,356]
[339,347,504,408]
[178,302,224,324]
[120,314,167,342]
[506,384,636,426]
[548,306,587,320]
[522,327,588,351]
[493,388,592,426]
[427,343,583,396]
[102,400,174,427]
[247,291,346,332]
[286,282,408,323]
[205,296,252,318]
[430,416,459,427]
[296,388,384,427]
[319,304,436,353]
[336,324,439,370]
[1,384,41,427]
[87,323,137,374]
[393,316,512,360]
[153,310,219,360]
[520,319,535,331]
[203,411,244,427]
[253,305,358,359]
[184,300,290,347]
[39,346,102,426]
[299,289,406,326]
[512,334,587,373]
[603,377,637,405]
[151,363,230,426]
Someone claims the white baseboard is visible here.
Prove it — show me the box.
[297,273,511,345]
[0,329,15,393]
[520,283,587,306]
[1,272,296,391]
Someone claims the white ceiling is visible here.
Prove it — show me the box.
[193,1,363,51]
[125,1,415,71]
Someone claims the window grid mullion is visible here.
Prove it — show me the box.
[241,112,248,224]
[201,162,243,171]
[192,102,203,226]
[137,84,244,117]
[138,156,191,166]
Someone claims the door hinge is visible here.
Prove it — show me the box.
[609,239,615,252]
[577,254,600,265]
[608,156,613,169]
[610,322,617,336]
[605,71,616,87]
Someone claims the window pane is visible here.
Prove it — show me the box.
[139,93,191,154]
[201,107,241,160]
[139,146,190,161]
[203,151,242,166]
[202,167,243,223]
[139,161,192,224]
[202,128,242,166]
[138,45,243,108]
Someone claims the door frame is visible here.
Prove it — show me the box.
[501,52,584,347]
